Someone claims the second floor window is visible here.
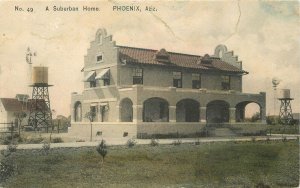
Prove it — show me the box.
[192,73,201,89]
[102,71,110,86]
[173,71,182,88]
[221,75,230,90]
[133,68,143,85]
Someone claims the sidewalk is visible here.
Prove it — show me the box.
[0,135,298,150]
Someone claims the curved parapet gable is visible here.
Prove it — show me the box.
[95,28,107,44]
[214,44,228,58]
[214,44,242,69]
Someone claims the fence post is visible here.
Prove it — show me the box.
[58,119,60,134]
[10,121,14,144]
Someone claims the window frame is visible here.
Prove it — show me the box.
[192,73,201,89]
[90,80,96,88]
[96,53,103,64]
[132,68,143,85]
[173,71,182,88]
[221,75,231,90]
[102,70,110,86]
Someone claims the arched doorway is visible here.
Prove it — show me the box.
[176,99,199,122]
[74,101,82,122]
[143,97,169,122]
[206,100,229,123]
[236,101,261,122]
[120,98,133,122]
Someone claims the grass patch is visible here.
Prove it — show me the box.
[2,141,299,187]
[268,124,299,134]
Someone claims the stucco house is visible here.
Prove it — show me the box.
[0,94,31,130]
[69,28,266,139]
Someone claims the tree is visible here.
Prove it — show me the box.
[96,139,108,165]
[251,112,261,122]
[84,111,96,142]
[13,111,27,135]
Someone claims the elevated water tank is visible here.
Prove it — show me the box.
[280,89,290,99]
[32,66,48,85]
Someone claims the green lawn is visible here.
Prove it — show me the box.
[2,140,299,187]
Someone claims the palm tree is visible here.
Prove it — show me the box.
[84,111,96,141]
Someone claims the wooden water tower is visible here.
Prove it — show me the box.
[278,89,294,125]
[28,66,53,132]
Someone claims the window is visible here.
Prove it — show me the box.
[221,75,230,90]
[133,68,143,85]
[96,54,103,63]
[173,71,182,88]
[90,80,96,88]
[192,73,201,89]
[102,71,110,86]
[103,78,110,86]
[95,69,110,86]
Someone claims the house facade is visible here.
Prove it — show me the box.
[69,28,266,139]
[0,94,30,130]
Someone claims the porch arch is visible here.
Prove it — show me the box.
[235,101,262,122]
[143,97,169,122]
[120,98,133,122]
[206,100,229,123]
[176,99,200,122]
[74,101,82,122]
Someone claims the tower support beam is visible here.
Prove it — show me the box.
[278,98,294,125]
[28,84,53,132]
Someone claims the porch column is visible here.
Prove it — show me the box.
[199,107,207,123]
[133,105,143,123]
[229,107,236,123]
[97,105,102,122]
[115,105,121,122]
[260,107,266,123]
[169,106,176,123]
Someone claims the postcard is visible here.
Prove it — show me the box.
[0,1,299,187]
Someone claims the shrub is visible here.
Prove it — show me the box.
[7,143,17,152]
[150,138,159,147]
[0,159,14,183]
[172,139,182,146]
[0,145,17,183]
[51,137,63,143]
[1,134,22,145]
[76,139,85,142]
[42,142,51,155]
[126,138,137,148]
[26,137,44,144]
[256,181,271,188]
[282,136,287,142]
[96,140,108,163]
[194,138,200,145]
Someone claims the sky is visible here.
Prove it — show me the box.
[0,1,299,117]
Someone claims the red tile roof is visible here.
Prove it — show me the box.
[0,98,48,112]
[118,46,247,74]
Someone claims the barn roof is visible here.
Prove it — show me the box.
[0,98,48,112]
